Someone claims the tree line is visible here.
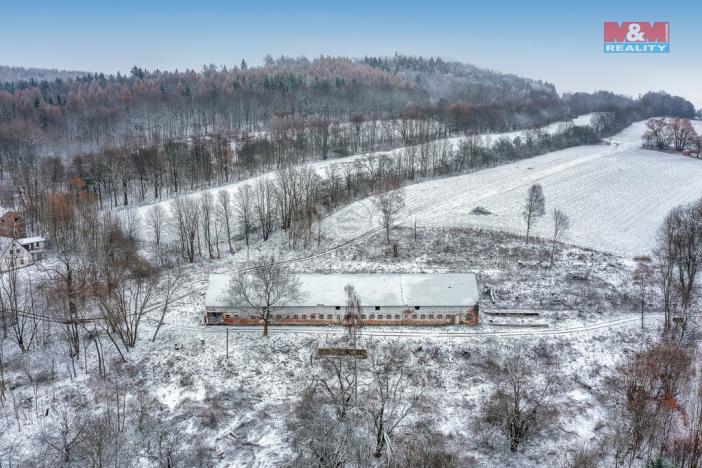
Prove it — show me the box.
[643,117,701,156]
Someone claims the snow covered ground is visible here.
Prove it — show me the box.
[125,113,596,240]
[324,120,702,256]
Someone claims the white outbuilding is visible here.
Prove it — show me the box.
[0,238,34,272]
[204,272,480,326]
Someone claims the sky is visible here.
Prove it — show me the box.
[1,0,700,107]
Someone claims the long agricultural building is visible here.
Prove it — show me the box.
[204,273,480,326]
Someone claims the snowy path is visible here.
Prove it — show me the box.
[157,313,664,339]
[324,120,702,256]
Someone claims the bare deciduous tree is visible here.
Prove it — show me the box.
[41,405,86,463]
[633,258,654,329]
[199,192,215,259]
[365,343,421,458]
[217,189,235,253]
[606,342,691,466]
[481,354,557,452]
[151,266,184,342]
[144,204,165,260]
[171,197,199,263]
[224,257,301,336]
[550,208,569,267]
[235,184,255,247]
[373,188,405,245]
[522,184,546,244]
[94,262,158,348]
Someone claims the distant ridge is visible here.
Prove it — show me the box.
[0,65,89,83]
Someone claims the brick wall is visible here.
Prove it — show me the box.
[218,309,479,327]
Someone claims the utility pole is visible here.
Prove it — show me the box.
[226,328,229,359]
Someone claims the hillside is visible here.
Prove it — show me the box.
[323,120,702,256]
[0,56,695,162]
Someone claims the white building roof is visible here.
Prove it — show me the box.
[17,237,45,245]
[206,273,479,309]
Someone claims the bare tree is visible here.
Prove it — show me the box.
[642,118,673,150]
[151,266,184,342]
[41,404,86,463]
[224,257,302,336]
[217,189,235,253]
[289,388,365,467]
[0,267,38,352]
[234,184,255,247]
[254,179,276,241]
[481,354,557,452]
[199,192,215,259]
[633,258,654,329]
[522,184,545,244]
[373,188,405,244]
[606,341,692,466]
[144,204,165,260]
[171,197,199,263]
[670,117,698,152]
[549,209,570,267]
[39,240,90,359]
[655,203,702,332]
[691,135,702,158]
[365,343,421,458]
[94,262,158,348]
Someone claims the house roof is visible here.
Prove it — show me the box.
[206,273,479,309]
[17,237,45,245]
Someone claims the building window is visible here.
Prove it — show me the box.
[375,306,380,311]
[429,315,434,319]
[234,314,239,318]
[421,315,426,319]
[438,315,443,319]
[327,314,333,319]
[225,314,231,319]
[335,306,340,310]
[377,314,383,319]
[336,315,340,320]
[412,314,417,320]
[310,314,316,319]
[362,314,367,319]
[369,314,375,319]
[293,315,299,319]
[414,306,420,310]
[394,314,400,320]
[302,315,307,319]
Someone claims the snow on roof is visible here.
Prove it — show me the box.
[17,236,45,245]
[206,273,479,309]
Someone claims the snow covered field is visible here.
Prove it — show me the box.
[126,113,596,239]
[324,120,702,256]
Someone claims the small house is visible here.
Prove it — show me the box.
[17,237,47,262]
[0,238,34,272]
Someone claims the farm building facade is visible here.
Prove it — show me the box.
[204,273,480,326]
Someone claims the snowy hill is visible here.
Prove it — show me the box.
[323,120,702,256]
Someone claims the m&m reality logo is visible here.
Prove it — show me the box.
[604,22,670,53]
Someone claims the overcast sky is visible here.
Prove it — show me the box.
[2,0,700,107]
